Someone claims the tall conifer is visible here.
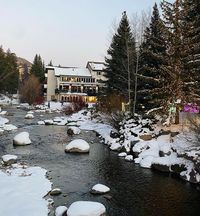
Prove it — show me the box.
[104,12,136,105]
[137,3,167,112]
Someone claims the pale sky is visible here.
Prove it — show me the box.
[0,0,163,67]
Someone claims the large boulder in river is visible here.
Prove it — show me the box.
[67,201,106,216]
[13,132,31,146]
[65,139,90,153]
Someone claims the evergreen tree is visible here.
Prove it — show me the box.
[0,48,19,93]
[30,54,45,82]
[137,3,167,112]
[104,12,136,110]
[182,0,200,101]
[161,0,184,108]
[48,60,53,66]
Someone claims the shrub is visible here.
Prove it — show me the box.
[62,101,86,115]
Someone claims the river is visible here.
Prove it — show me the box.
[0,107,200,216]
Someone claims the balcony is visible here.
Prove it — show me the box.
[55,89,97,96]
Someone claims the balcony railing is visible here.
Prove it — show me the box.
[55,89,97,96]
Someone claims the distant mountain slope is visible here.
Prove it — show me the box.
[17,57,32,67]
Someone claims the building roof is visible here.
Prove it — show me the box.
[47,66,91,77]
[87,61,105,71]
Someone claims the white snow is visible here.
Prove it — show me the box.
[139,156,154,168]
[118,152,127,157]
[67,201,106,216]
[0,164,52,216]
[110,142,121,151]
[65,139,90,153]
[13,132,31,146]
[55,206,68,216]
[91,184,110,193]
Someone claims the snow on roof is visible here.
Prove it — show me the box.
[87,62,105,71]
[48,67,91,77]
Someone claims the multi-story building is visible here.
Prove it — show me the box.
[44,61,106,103]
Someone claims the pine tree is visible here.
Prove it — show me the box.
[30,54,45,83]
[137,3,167,113]
[104,12,136,110]
[182,0,200,101]
[0,48,19,93]
[161,0,184,111]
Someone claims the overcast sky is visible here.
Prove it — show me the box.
[0,0,163,67]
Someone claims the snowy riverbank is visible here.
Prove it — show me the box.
[40,109,200,184]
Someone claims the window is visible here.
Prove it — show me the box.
[97,71,101,76]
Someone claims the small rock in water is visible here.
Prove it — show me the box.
[67,201,106,216]
[103,194,112,200]
[13,132,31,146]
[2,154,18,165]
[118,152,127,157]
[25,113,34,119]
[125,155,133,161]
[90,184,110,195]
[50,188,62,196]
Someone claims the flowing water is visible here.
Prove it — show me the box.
[1,107,200,216]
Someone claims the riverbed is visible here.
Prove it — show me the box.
[1,107,200,216]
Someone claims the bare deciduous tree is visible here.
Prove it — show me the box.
[20,75,41,105]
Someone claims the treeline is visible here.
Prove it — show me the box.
[20,54,46,104]
[102,0,200,115]
[0,45,46,104]
[0,47,19,94]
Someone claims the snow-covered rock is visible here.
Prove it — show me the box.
[90,184,110,195]
[3,124,17,131]
[67,127,81,135]
[2,154,18,165]
[118,152,127,157]
[67,201,106,216]
[13,132,31,146]
[27,110,34,114]
[125,155,133,161]
[25,113,34,119]
[50,188,62,196]
[110,142,121,151]
[0,110,7,115]
[65,139,90,153]
[139,156,154,168]
[0,116,9,125]
[55,206,68,216]
[38,121,45,125]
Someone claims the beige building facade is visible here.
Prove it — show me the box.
[44,62,106,103]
